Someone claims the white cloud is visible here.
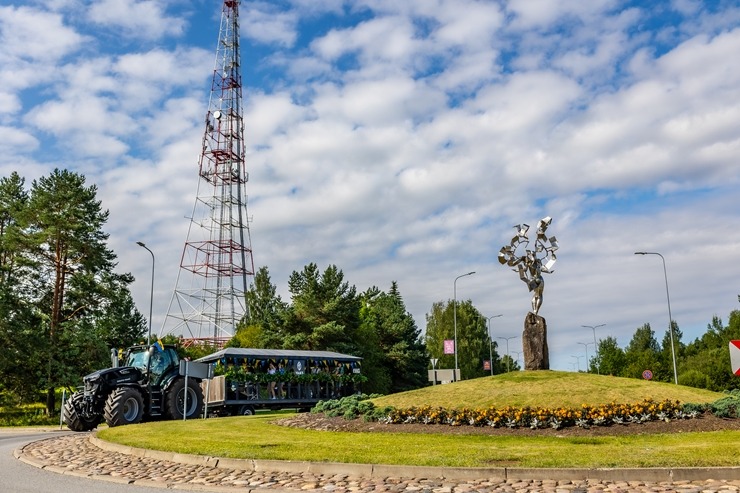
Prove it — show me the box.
[507,0,619,30]
[242,2,298,47]
[112,47,212,111]
[244,91,310,144]
[0,126,40,151]
[0,92,21,114]
[87,0,186,40]
[3,0,740,373]
[0,5,85,61]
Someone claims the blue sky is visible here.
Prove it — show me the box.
[1,0,740,373]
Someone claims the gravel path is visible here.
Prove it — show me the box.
[15,434,740,493]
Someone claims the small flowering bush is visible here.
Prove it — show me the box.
[375,399,696,430]
[312,394,387,420]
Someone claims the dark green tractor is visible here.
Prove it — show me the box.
[64,344,204,431]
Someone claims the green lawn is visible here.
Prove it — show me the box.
[98,413,740,468]
[370,371,723,409]
[97,371,740,468]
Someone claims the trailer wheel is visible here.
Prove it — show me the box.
[165,378,204,420]
[238,405,255,416]
[104,387,144,427]
[63,391,100,432]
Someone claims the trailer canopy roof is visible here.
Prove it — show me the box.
[196,348,362,363]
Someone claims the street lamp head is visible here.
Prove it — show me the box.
[635,251,662,258]
[136,241,146,247]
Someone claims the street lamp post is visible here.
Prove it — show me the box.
[581,324,605,374]
[487,314,502,375]
[577,341,593,373]
[453,271,475,381]
[512,350,523,370]
[571,354,584,372]
[136,242,155,344]
[635,251,678,385]
[497,336,517,372]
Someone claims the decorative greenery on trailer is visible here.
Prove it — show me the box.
[197,348,365,416]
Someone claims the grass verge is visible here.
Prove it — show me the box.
[98,413,740,469]
[370,371,724,409]
[96,372,740,469]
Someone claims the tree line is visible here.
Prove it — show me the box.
[2,169,737,415]
[233,264,430,394]
[221,264,522,391]
[0,171,146,414]
[594,311,740,390]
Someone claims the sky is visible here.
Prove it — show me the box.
[1,0,739,373]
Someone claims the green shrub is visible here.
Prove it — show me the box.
[310,394,383,420]
[710,390,740,418]
[0,409,58,427]
[678,370,711,389]
[682,402,708,415]
[0,389,67,426]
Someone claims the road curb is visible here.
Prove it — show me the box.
[88,434,740,482]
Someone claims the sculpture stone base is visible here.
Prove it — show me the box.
[523,312,550,370]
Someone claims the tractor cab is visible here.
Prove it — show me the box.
[122,345,180,387]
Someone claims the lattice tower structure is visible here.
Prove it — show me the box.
[162,0,254,344]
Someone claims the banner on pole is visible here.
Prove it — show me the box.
[443,339,454,355]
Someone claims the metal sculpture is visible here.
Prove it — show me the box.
[498,217,558,315]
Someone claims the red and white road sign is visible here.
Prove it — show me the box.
[729,341,740,376]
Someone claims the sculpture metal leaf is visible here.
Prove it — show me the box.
[499,216,558,315]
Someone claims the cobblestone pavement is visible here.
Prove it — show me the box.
[15,434,740,493]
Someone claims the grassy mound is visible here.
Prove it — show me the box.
[95,372,740,468]
[370,371,723,409]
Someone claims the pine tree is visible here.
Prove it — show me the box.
[21,169,117,414]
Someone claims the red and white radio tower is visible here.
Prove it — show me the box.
[162,0,254,345]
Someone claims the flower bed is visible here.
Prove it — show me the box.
[379,399,698,429]
[312,395,712,430]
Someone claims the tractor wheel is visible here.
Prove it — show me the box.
[165,378,204,420]
[104,387,144,427]
[63,391,100,432]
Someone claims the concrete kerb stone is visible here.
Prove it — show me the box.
[371,464,507,481]
[171,485,255,492]
[43,464,75,476]
[670,467,740,481]
[506,467,740,482]
[90,435,136,456]
[14,445,46,469]
[89,474,137,485]
[305,460,373,477]
[213,456,255,471]
[252,459,314,474]
[91,434,212,466]
[499,468,593,481]
[132,478,173,489]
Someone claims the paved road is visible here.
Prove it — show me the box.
[9,429,740,492]
[0,429,168,493]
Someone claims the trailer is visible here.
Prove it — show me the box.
[197,348,363,416]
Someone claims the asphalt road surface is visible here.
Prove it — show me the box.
[0,429,167,493]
